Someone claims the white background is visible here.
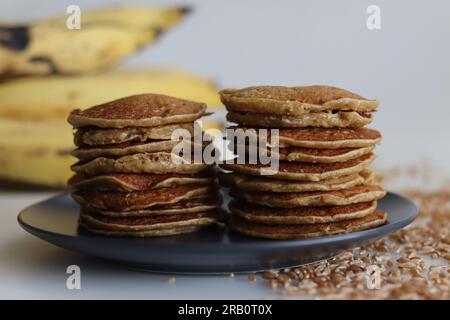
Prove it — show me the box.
[0,0,449,299]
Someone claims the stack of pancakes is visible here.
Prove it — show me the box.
[219,86,387,239]
[67,94,220,237]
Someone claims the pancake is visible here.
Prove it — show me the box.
[218,170,379,192]
[71,140,178,160]
[229,185,386,208]
[87,194,222,217]
[234,144,374,163]
[229,211,387,239]
[230,126,381,149]
[220,86,378,116]
[69,172,215,192]
[72,140,205,160]
[71,152,211,175]
[80,210,216,232]
[80,223,201,237]
[220,153,375,181]
[72,184,216,211]
[229,200,377,224]
[227,111,372,128]
[68,94,206,128]
[80,211,216,237]
[275,146,374,163]
[74,123,195,146]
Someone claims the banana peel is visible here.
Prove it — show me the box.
[0,6,188,76]
[0,68,221,119]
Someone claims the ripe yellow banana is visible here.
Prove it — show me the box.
[0,118,74,187]
[0,68,221,119]
[0,6,188,76]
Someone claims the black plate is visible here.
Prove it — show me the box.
[17,192,418,273]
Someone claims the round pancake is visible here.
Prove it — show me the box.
[220,153,375,181]
[71,152,211,176]
[229,200,377,224]
[275,146,374,163]
[87,194,222,217]
[234,144,374,163]
[69,172,215,192]
[220,86,378,116]
[71,140,178,160]
[79,211,216,237]
[230,126,381,149]
[229,211,387,239]
[227,111,372,128]
[80,210,216,232]
[218,170,379,192]
[68,94,206,128]
[72,184,216,211]
[229,185,386,208]
[74,123,195,146]
[79,223,201,237]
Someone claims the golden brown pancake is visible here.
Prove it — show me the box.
[74,123,195,146]
[220,85,378,115]
[80,223,202,237]
[218,170,378,193]
[230,126,381,149]
[229,185,386,208]
[71,140,178,160]
[80,211,216,237]
[72,140,205,160]
[233,144,374,163]
[72,184,216,211]
[68,94,206,128]
[220,153,375,181]
[80,210,216,231]
[71,152,211,176]
[275,146,374,163]
[227,110,372,128]
[69,172,215,192]
[87,194,222,217]
[229,200,377,224]
[229,211,387,239]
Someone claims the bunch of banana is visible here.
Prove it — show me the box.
[0,6,224,188]
[0,6,189,76]
[0,69,221,187]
